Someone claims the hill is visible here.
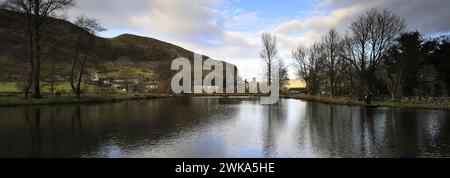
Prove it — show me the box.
[0,9,237,93]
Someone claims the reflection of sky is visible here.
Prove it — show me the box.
[425,112,443,141]
[75,99,450,158]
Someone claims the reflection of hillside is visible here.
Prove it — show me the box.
[0,98,245,157]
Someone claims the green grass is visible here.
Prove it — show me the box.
[0,82,19,93]
[375,101,450,111]
[98,67,155,79]
[0,82,98,93]
[286,94,450,111]
[42,82,98,93]
[286,95,365,105]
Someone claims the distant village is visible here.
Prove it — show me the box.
[0,70,313,95]
[0,70,160,94]
[91,72,160,93]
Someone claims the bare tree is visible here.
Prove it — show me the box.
[322,29,343,97]
[279,59,289,90]
[342,8,406,94]
[1,0,76,98]
[293,43,325,95]
[70,16,105,99]
[260,33,278,85]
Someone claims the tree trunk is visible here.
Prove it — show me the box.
[50,60,55,97]
[33,61,41,98]
[25,44,34,99]
[32,4,42,99]
[349,67,354,98]
[24,13,34,99]
[24,73,32,99]
[76,60,85,99]
[71,34,82,95]
[268,61,272,85]
[330,76,335,98]
[76,43,91,99]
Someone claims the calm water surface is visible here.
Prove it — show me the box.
[1,97,450,158]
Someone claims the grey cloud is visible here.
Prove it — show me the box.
[318,0,450,34]
[62,0,450,79]
[70,0,152,28]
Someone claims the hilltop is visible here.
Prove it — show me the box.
[0,9,236,93]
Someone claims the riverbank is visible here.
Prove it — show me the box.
[285,94,450,111]
[2,93,450,111]
[0,93,173,107]
[0,93,267,107]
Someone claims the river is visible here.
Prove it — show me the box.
[1,97,449,158]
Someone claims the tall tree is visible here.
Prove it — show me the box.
[70,16,105,99]
[1,0,76,98]
[260,33,278,85]
[384,32,423,100]
[429,36,450,96]
[342,9,406,95]
[322,29,343,97]
[293,43,325,95]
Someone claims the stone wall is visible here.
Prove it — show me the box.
[400,97,450,105]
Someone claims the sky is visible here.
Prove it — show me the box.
[68,0,450,81]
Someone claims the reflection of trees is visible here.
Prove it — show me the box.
[303,104,383,157]
[358,108,377,157]
[412,110,450,157]
[262,105,276,157]
[301,104,450,157]
[434,112,450,155]
[5,98,245,157]
[386,109,417,157]
[24,107,42,157]
[328,106,337,156]
[304,103,340,156]
[261,102,290,158]
[71,106,84,136]
[85,97,245,157]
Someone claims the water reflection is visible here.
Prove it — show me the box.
[0,97,449,158]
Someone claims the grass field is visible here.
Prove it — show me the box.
[0,82,18,93]
[0,82,97,93]
[98,67,156,79]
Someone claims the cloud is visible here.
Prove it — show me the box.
[268,0,450,79]
[222,10,261,31]
[316,0,450,34]
[70,0,224,44]
[68,0,450,80]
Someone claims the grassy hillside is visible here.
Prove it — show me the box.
[0,9,237,93]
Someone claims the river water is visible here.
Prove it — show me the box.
[1,97,449,158]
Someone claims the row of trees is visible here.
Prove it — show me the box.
[1,0,105,99]
[258,8,450,99]
[1,0,76,98]
[290,8,450,99]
